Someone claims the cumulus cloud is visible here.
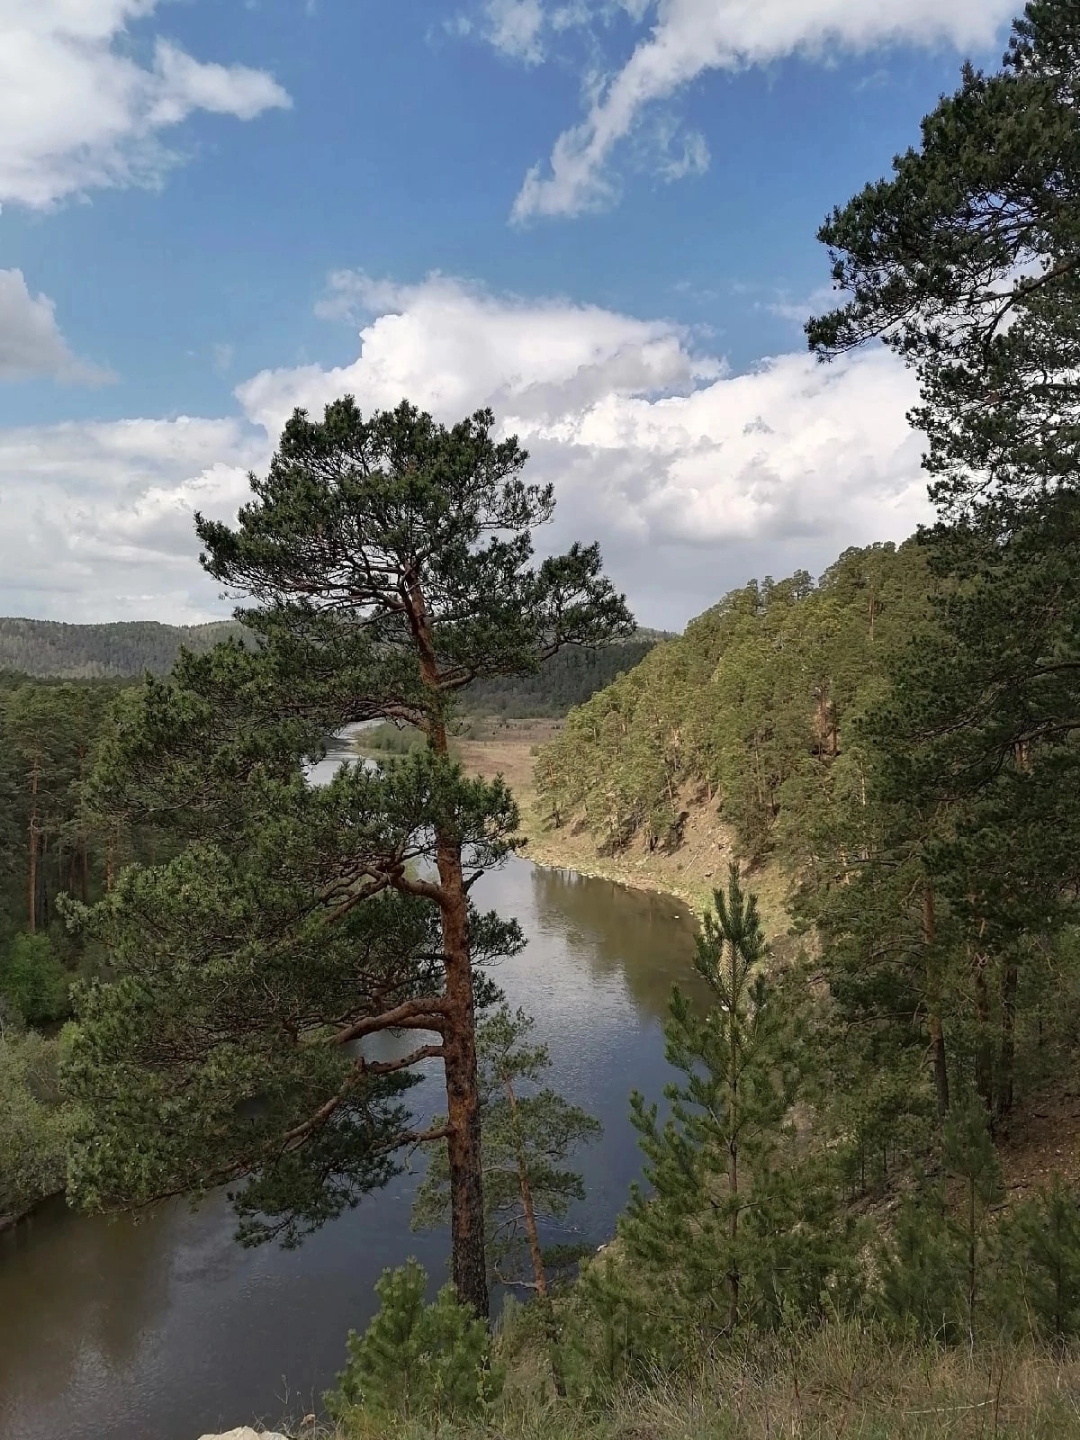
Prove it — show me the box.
[0,275,930,627]
[0,269,110,381]
[0,1,291,208]
[253,275,930,624]
[0,415,266,620]
[509,0,1018,221]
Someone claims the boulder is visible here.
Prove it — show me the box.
[197,1430,289,1440]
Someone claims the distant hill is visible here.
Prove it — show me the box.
[0,617,672,714]
[0,618,248,679]
[462,630,672,717]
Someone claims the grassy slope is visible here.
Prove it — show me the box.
[317,1325,1080,1439]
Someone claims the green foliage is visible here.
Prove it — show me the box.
[72,397,630,1318]
[0,933,70,1025]
[535,543,931,860]
[999,1178,1080,1341]
[0,673,130,948]
[0,619,656,723]
[325,1260,502,1424]
[617,867,853,1350]
[463,636,661,718]
[0,618,248,679]
[879,1195,968,1344]
[65,756,524,1244]
[808,1,1080,527]
[0,1029,71,1220]
[412,1004,602,1288]
[878,1097,1003,1343]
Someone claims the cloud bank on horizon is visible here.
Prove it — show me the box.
[0,275,929,629]
[490,0,1018,220]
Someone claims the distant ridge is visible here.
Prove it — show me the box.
[0,617,248,679]
[0,616,675,712]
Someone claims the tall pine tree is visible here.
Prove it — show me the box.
[68,398,631,1316]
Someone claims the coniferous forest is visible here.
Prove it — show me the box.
[7,5,1080,1438]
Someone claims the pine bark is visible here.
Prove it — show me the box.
[410,572,490,1320]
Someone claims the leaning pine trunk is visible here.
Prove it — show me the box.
[504,1070,566,1396]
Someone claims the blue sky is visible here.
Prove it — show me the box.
[0,1,1018,628]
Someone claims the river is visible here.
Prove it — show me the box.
[0,734,702,1440]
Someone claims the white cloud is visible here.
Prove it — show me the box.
[510,0,1018,221]
[0,1,291,208]
[0,415,266,620]
[0,269,110,381]
[0,275,930,628]
[253,271,721,435]
[485,0,546,63]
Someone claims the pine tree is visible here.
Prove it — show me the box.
[943,1093,1003,1335]
[620,864,836,1337]
[999,1177,1080,1341]
[879,1096,1002,1343]
[808,1,1080,527]
[879,1195,968,1343]
[0,933,69,1026]
[324,1258,502,1425]
[412,1004,601,1393]
[806,4,1080,1134]
[68,398,631,1317]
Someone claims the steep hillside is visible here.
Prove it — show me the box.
[462,630,668,716]
[531,541,934,915]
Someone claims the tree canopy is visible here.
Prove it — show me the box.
[69,397,631,1318]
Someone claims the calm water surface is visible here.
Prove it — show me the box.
[0,735,701,1440]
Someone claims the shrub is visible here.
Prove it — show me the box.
[0,933,70,1026]
[325,1260,503,1425]
[0,1030,71,1219]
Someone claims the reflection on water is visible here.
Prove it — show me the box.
[0,740,701,1440]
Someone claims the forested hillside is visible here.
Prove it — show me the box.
[0,670,156,1224]
[0,616,663,715]
[0,618,247,679]
[536,541,929,860]
[460,630,666,716]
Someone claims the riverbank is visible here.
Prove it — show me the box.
[441,721,793,937]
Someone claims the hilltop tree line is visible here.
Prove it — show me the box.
[0,671,154,1222]
[0,615,657,717]
[0,618,247,680]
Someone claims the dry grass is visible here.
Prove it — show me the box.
[313,1325,1080,1440]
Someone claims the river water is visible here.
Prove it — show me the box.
[0,735,702,1440]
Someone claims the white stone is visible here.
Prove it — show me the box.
[197,1430,289,1440]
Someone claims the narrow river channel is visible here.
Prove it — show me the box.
[0,734,702,1440]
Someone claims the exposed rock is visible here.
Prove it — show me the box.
[197,1429,289,1440]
